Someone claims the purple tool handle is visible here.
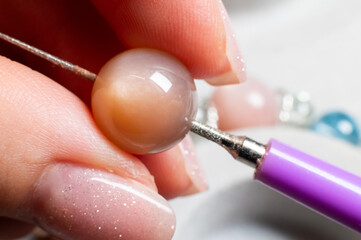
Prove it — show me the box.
[255,139,361,232]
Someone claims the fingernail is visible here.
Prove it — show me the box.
[179,135,208,196]
[205,0,246,85]
[29,164,175,240]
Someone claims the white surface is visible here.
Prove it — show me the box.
[173,1,361,239]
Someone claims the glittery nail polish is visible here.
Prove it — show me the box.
[30,164,175,240]
[205,0,246,85]
[180,135,208,196]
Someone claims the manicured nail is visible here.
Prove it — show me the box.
[179,135,208,196]
[205,0,246,85]
[29,164,175,240]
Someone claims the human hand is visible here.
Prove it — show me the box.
[0,0,245,239]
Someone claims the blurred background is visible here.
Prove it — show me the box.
[198,0,361,116]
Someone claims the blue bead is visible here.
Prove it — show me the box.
[311,112,360,145]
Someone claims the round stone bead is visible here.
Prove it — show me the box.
[311,112,360,145]
[92,49,198,154]
[211,79,279,131]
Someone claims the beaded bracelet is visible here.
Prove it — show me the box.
[197,79,360,145]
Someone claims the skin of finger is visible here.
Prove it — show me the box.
[0,217,34,239]
[0,0,231,94]
[0,56,155,216]
[92,0,231,79]
[0,1,210,200]
[139,146,192,199]
[0,0,124,105]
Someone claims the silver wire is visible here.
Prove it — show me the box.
[0,32,97,82]
[0,32,265,168]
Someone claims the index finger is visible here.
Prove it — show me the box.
[92,0,246,85]
[0,0,245,104]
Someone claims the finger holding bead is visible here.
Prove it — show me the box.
[0,51,209,238]
[0,0,245,108]
[0,56,178,240]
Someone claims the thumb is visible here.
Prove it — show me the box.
[0,56,175,240]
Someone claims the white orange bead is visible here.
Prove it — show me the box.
[92,49,197,154]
